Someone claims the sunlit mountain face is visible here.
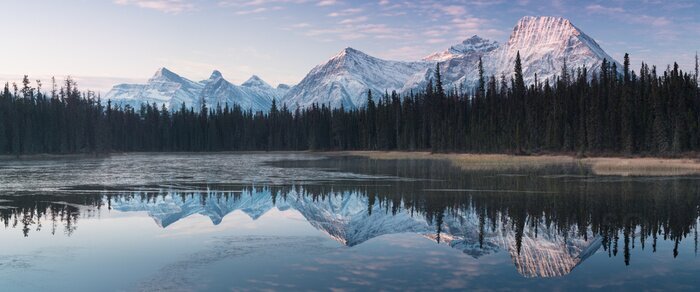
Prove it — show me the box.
[2,166,698,278]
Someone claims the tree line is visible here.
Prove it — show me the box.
[0,52,699,155]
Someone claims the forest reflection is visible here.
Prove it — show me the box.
[1,156,699,277]
[2,181,698,272]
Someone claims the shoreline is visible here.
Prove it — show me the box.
[337,151,700,176]
[3,150,700,176]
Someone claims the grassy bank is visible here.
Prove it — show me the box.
[339,151,700,176]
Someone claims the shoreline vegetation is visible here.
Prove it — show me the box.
[338,151,700,177]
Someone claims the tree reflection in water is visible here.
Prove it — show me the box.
[1,156,699,278]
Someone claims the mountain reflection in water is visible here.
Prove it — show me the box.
[2,181,698,278]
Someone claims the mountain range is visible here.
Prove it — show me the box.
[110,188,602,278]
[105,16,619,111]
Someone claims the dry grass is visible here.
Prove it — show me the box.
[340,151,700,176]
[338,151,579,172]
[584,157,700,176]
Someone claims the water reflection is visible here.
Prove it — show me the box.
[2,181,698,278]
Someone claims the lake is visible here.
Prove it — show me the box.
[1,153,699,291]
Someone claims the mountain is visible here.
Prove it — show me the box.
[281,47,431,109]
[412,35,500,93]
[423,35,499,62]
[104,68,204,110]
[485,16,620,85]
[198,71,285,112]
[105,69,288,112]
[281,16,618,107]
[106,16,618,110]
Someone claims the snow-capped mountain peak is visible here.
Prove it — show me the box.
[486,16,619,84]
[336,47,363,58]
[151,67,174,79]
[282,47,431,109]
[423,35,499,62]
[106,68,285,112]
[208,70,223,80]
[241,75,272,89]
[450,35,499,54]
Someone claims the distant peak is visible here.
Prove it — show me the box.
[241,75,270,88]
[334,47,367,58]
[154,67,173,76]
[457,35,497,47]
[151,67,181,81]
[423,35,498,62]
[209,70,223,80]
[466,35,485,41]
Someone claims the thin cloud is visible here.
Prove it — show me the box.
[218,0,310,7]
[236,7,268,14]
[586,4,669,27]
[317,0,338,6]
[328,8,363,17]
[585,4,624,14]
[113,0,196,14]
[339,16,368,25]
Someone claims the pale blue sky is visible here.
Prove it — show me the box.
[0,0,697,93]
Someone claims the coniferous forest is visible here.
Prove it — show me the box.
[1,53,699,156]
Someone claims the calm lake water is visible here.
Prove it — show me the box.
[0,153,698,291]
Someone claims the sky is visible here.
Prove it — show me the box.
[0,0,698,93]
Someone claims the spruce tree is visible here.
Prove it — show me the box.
[621,53,633,153]
[513,51,526,153]
[695,51,698,87]
[477,57,485,99]
[435,63,445,98]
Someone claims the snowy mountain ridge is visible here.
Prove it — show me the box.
[105,16,619,111]
[423,35,499,62]
[104,68,289,112]
[282,16,619,108]
[282,47,431,109]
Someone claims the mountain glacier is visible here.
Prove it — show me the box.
[104,16,619,111]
